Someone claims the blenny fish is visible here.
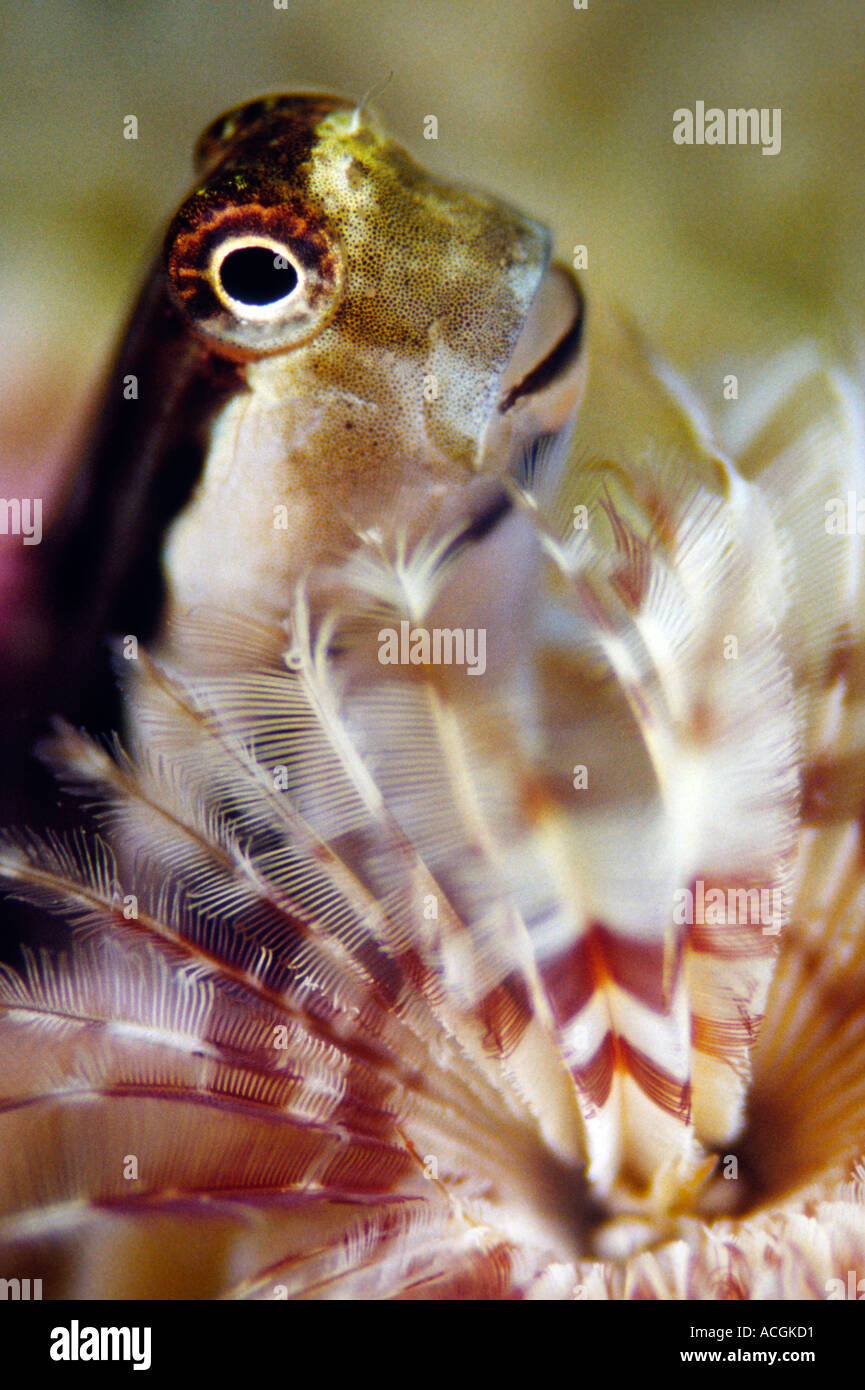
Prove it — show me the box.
[1,93,864,1299]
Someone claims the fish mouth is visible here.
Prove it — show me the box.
[496,263,586,430]
[428,265,586,561]
[470,261,586,507]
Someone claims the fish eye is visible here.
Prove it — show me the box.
[164,197,344,358]
[211,237,301,318]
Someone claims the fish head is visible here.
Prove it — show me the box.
[160,93,586,619]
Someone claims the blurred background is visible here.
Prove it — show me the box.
[1,0,863,493]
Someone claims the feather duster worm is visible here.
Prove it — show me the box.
[1,95,864,1299]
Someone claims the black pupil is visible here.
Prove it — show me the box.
[219,246,298,306]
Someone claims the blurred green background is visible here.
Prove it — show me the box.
[1,0,863,484]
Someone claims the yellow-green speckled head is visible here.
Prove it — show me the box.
[152,94,586,624]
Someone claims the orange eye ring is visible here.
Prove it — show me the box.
[164,193,344,359]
